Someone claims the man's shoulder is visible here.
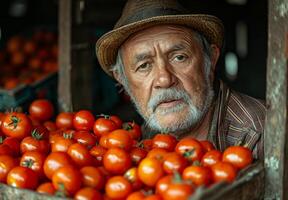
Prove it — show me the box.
[226,89,266,132]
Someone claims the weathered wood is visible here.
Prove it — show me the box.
[190,162,264,200]
[0,183,69,200]
[58,0,73,112]
[265,0,288,199]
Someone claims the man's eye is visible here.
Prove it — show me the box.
[173,55,186,62]
[136,63,150,71]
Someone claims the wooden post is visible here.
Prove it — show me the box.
[58,0,73,112]
[265,0,288,199]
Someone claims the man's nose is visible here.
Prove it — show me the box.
[154,61,176,89]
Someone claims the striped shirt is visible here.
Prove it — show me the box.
[207,81,266,159]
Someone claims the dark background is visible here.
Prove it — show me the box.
[0,0,267,120]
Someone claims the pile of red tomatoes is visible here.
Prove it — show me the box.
[0,99,253,200]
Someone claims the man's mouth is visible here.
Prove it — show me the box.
[155,99,184,110]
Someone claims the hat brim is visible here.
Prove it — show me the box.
[96,14,224,77]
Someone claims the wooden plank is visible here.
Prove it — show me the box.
[190,162,264,200]
[264,0,288,199]
[58,0,73,112]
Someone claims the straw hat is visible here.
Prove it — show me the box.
[96,0,224,77]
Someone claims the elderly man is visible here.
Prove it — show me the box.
[96,0,266,159]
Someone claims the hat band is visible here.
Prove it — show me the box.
[115,7,188,28]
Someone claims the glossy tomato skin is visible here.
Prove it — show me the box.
[146,148,168,163]
[20,150,46,180]
[124,167,143,190]
[127,191,145,200]
[80,166,105,190]
[1,112,32,139]
[2,137,21,157]
[106,129,133,151]
[56,112,74,129]
[73,131,97,149]
[123,121,142,141]
[89,145,107,165]
[162,182,194,200]
[93,117,118,138]
[175,138,205,162]
[103,147,132,175]
[52,165,82,196]
[110,115,123,129]
[74,187,103,200]
[43,121,57,132]
[43,152,74,179]
[155,175,173,196]
[162,152,188,174]
[73,110,95,131]
[20,135,50,155]
[105,176,132,199]
[0,144,14,156]
[67,143,94,167]
[51,134,75,153]
[182,165,213,187]
[222,146,253,170]
[0,155,18,183]
[137,157,164,187]
[37,182,56,195]
[211,161,237,183]
[130,147,148,166]
[29,99,54,122]
[7,166,39,189]
[152,133,177,152]
[200,140,215,152]
[201,149,222,167]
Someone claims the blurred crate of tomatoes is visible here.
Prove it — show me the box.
[0,29,58,111]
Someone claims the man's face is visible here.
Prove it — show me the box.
[119,25,215,137]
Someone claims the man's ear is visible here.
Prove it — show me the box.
[112,70,123,85]
[210,44,220,72]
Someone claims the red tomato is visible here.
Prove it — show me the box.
[43,121,57,132]
[51,132,75,153]
[20,150,46,180]
[43,152,74,179]
[73,110,95,131]
[74,187,103,200]
[0,144,14,156]
[0,155,18,183]
[67,143,94,167]
[162,181,194,200]
[152,133,177,152]
[56,112,74,129]
[162,152,188,174]
[73,131,97,149]
[127,191,145,200]
[210,161,237,183]
[105,176,132,199]
[110,115,123,129]
[137,157,164,187]
[52,165,82,196]
[124,167,143,190]
[155,175,173,196]
[81,166,105,190]
[106,129,133,151]
[93,116,118,138]
[222,146,253,170]
[103,147,132,175]
[89,145,107,165]
[122,121,142,140]
[37,182,56,195]
[2,137,20,157]
[99,134,109,149]
[142,139,153,151]
[182,165,213,187]
[175,138,205,162]
[200,140,215,152]
[201,149,222,167]
[20,130,50,155]
[7,166,39,189]
[29,99,54,122]
[130,147,148,165]
[146,148,168,162]
[1,112,32,139]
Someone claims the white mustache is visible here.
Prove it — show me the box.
[148,88,191,112]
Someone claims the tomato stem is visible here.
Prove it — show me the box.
[8,115,20,129]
